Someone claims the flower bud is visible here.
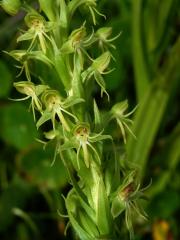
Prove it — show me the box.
[92,51,111,73]
[96,27,112,40]
[61,26,86,54]
[13,81,35,97]
[1,0,21,15]
[44,129,59,140]
[111,100,129,117]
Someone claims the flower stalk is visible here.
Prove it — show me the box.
[3,1,147,239]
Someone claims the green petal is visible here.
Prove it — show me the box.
[36,110,52,129]
[17,31,35,42]
[89,133,112,143]
[82,143,89,168]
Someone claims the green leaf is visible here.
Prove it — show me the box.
[60,151,96,221]
[0,103,38,149]
[0,60,12,97]
[78,208,99,238]
[66,190,95,240]
[66,207,92,240]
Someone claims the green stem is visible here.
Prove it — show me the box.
[127,38,180,179]
[132,0,151,100]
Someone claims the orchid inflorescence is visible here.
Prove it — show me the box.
[2,0,147,239]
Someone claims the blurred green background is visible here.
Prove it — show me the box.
[0,0,180,239]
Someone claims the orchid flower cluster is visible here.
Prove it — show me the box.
[2,0,147,239]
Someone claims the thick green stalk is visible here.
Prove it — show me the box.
[132,0,151,100]
[146,0,177,69]
[127,38,180,179]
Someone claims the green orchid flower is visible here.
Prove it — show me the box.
[82,51,112,99]
[95,27,122,51]
[13,81,49,120]
[60,24,94,70]
[68,0,105,25]
[36,89,84,131]
[60,122,112,169]
[111,170,149,239]
[110,100,137,143]
[6,49,53,81]
[17,11,55,53]
[37,126,64,167]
